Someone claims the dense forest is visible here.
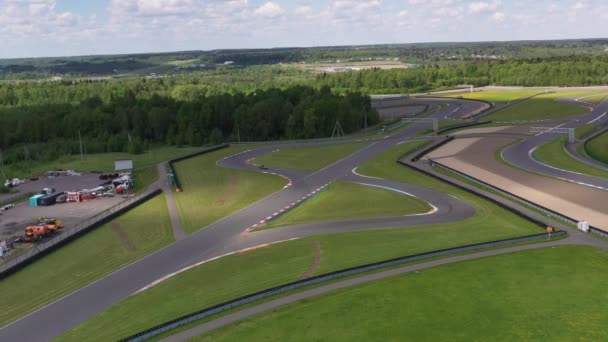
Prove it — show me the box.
[0,86,377,166]
[1,49,608,171]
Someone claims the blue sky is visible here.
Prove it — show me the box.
[0,0,607,59]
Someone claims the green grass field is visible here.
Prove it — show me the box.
[252,143,365,171]
[132,166,159,192]
[58,141,542,341]
[579,93,608,105]
[0,194,173,327]
[264,181,431,229]
[3,146,204,179]
[585,131,608,165]
[198,246,608,341]
[534,137,608,179]
[173,147,286,234]
[484,91,600,121]
[442,90,543,103]
[575,122,597,139]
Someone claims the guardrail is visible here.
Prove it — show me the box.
[429,160,608,238]
[120,230,561,342]
[0,187,163,278]
[167,144,229,192]
[436,120,492,135]
[410,136,454,162]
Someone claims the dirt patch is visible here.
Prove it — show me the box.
[299,240,322,280]
[111,223,136,252]
[216,175,239,206]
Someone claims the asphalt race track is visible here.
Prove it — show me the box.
[0,98,483,341]
[2,94,606,341]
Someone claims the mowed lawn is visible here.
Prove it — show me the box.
[0,194,173,327]
[484,91,599,121]
[58,142,541,342]
[585,131,608,165]
[252,143,365,171]
[199,246,608,342]
[264,181,431,229]
[534,137,608,178]
[442,90,543,103]
[4,145,205,179]
[132,165,159,192]
[579,93,608,105]
[173,147,286,234]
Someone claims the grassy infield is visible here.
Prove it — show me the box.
[586,132,608,166]
[58,141,542,341]
[264,181,432,229]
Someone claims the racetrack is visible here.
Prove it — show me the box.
[3,92,607,341]
[428,137,608,231]
[0,99,483,341]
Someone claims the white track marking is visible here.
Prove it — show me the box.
[354,182,439,214]
[133,238,301,295]
[587,112,607,125]
[533,122,567,136]
[351,167,382,179]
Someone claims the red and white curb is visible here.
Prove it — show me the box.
[262,172,292,189]
[354,182,439,215]
[132,238,301,296]
[245,182,332,232]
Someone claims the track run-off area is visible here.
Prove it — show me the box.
[2,89,608,341]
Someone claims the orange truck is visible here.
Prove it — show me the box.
[24,218,64,242]
[24,226,51,242]
[37,217,64,233]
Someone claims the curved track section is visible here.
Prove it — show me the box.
[0,98,508,342]
[501,100,608,190]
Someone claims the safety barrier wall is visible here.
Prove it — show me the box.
[120,230,561,342]
[410,136,454,162]
[436,120,492,135]
[0,188,162,278]
[167,144,229,191]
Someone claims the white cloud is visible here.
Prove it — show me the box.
[295,5,312,15]
[492,11,505,23]
[254,2,284,18]
[469,1,501,14]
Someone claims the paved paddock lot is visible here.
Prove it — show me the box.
[1,173,126,244]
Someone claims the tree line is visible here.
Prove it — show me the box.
[0,86,378,166]
[318,56,608,93]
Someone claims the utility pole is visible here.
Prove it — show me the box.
[79,130,84,161]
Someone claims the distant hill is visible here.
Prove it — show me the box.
[1,38,607,80]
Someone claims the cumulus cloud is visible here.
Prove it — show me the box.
[469,1,501,14]
[492,11,506,23]
[254,2,284,18]
[0,0,604,58]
